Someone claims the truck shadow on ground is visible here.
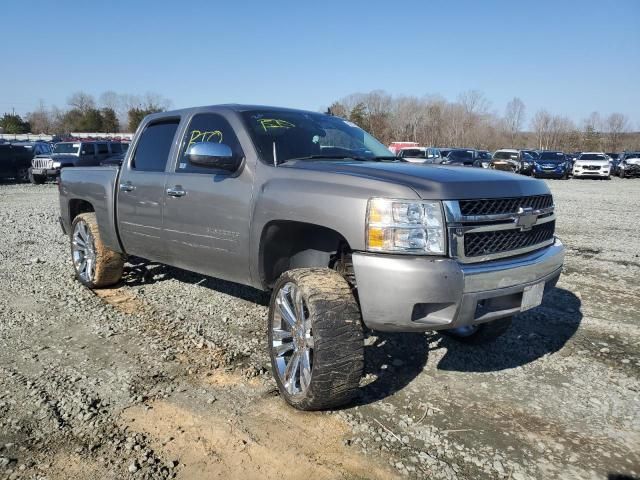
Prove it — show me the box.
[121,260,582,404]
[435,287,582,373]
[355,287,582,405]
[122,257,268,305]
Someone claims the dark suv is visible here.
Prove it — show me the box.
[441,149,484,167]
[0,142,52,182]
[29,141,120,184]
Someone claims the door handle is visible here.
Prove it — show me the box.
[119,182,135,192]
[166,187,186,198]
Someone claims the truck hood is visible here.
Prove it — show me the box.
[282,160,549,200]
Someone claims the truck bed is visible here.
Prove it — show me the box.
[59,166,122,253]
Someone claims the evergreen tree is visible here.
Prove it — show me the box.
[0,113,31,134]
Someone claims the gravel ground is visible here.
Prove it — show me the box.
[0,177,638,480]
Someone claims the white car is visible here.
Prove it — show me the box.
[397,147,442,164]
[572,152,611,179]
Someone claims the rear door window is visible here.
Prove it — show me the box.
[131,120,180,172]
[81,144,95,156]
[97,143,109,154]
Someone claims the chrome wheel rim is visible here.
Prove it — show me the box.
[271,282,313,396]
[71,220,96,283]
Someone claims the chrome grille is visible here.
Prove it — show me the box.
[464,221,555,257]
[459,195,553,216]
[582,165,600,171]
[444,196,556,263]
[32,158,53,169]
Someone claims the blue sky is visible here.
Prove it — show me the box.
[2,0,639,127]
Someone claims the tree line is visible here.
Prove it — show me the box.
[2,88,638,152]
[0,91,172,135]
[329,90,639,152]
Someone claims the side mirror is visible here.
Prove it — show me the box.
[186,142,241,172]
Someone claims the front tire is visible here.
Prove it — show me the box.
[70,213,124,288]
[443,317,512,345]
[16,167,30,183]
[28,169,46,184]
[268,268,364,410]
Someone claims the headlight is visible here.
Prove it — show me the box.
[366,198,445,254]
[52,161,61,168]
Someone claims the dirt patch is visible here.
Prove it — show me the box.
[44,452,116,480]
[94,287,148,315]
[121,396,396,480]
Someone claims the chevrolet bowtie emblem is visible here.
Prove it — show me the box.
[515,207,538,231]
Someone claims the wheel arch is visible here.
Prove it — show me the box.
[68,199,95,225]
[259,220,351,289]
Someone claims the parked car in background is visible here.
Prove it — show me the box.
[441,149,483,167]
[397,147,441,163]
[14,141,53,157]
[491,149,522,173]
[520,150,539,176]
[30,141,120,184]
[388,141,419,155]
[572,152,611,179]
[59,103,564,410]
[608,153,623,175]
[617,152,640,178]
[476,150,492,168]
[438,148,454,160]
[532,151,570,179]
[0,143,33,182]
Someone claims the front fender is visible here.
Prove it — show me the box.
[248,163,417,288]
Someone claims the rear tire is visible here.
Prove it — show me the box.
[70,213,124,288]
[268,268,364,410]
[442,317,512,345]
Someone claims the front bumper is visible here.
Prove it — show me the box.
[621,165,640,177]
[29,167,60,177]
[572,168,609,178]
[352,239,564,332]
[534,169,567,178]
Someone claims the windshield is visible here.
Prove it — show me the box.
[53,143,80,154]
[579,154,606,161]
[400,149,426,158]
[448,150,474,160]
[522,150,539,159]
[241,110,392,163]
[539,152,566,161]
[494,151,518,160]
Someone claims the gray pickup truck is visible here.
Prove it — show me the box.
[59,105,564,410]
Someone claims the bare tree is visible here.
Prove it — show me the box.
[26,100,53,134]
[604,113,630,152]
[504,97,526,145]
[582,112,603,151]
[67,91,96,112]
[458,90,490,116]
